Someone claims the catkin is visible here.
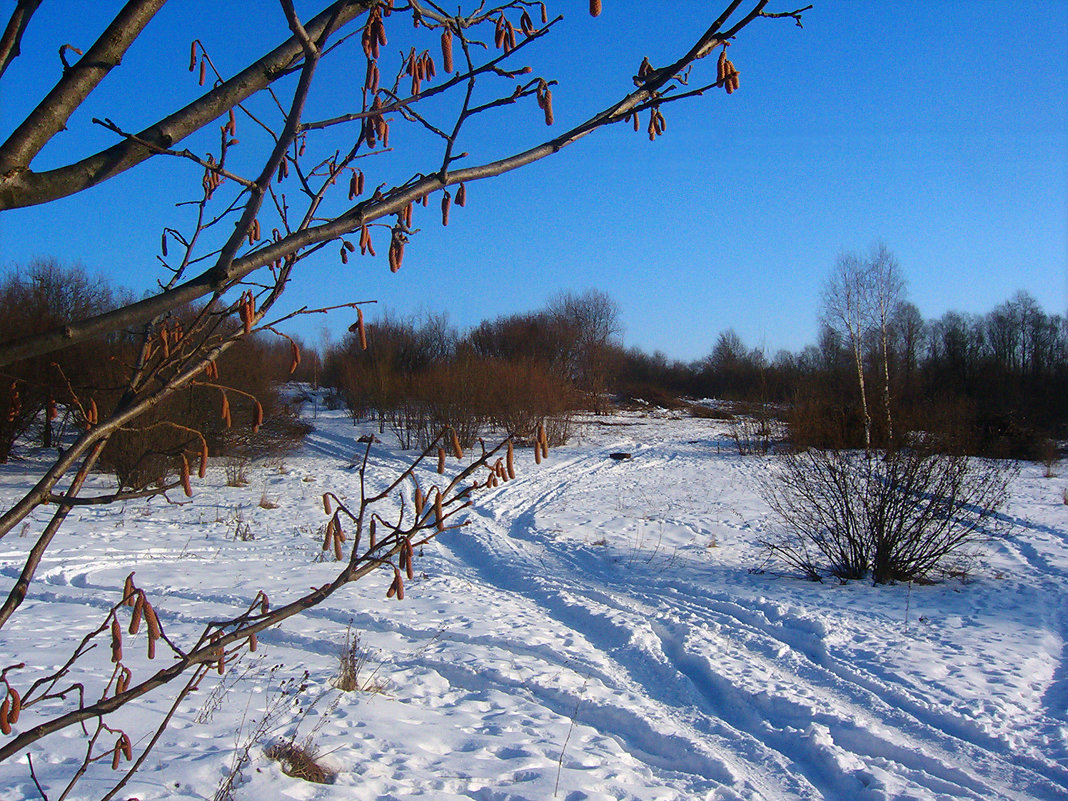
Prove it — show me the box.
[415,486,424,517]
[404,539,415,579]
[253,400,263,433]
[456,182,466,207]
[180,454,192,497]
[120,733,133,761]
[450,428,463,459]
[717,49,727,84]
[590,0,601,17]
[437,447,446,474]
[506,440,515,479]
[7,689,20,724]
[434,491,444,531]
[441,191,451,226]
[112,742,122,770]
[333,529,344,560]
[129,593,144,634]
[289,341,301,374]
[323,493,333,514]
[542,89,554,125]
[111,618,123,663]
[357,307,367,350]
[198,59,206,86]
[249,632,258,652]
[441,28,453,73]
[199,440,208,478]
[0,698,9,735]
[123,572,136,605]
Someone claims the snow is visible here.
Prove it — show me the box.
[1,400,1067,800]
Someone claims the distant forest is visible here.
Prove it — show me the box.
[322,287,1067,460]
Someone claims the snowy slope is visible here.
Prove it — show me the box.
[1,403,1066,800]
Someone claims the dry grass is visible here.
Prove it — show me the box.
[264,741,335,784]
[333,626,388,694]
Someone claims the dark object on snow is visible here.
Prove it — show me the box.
[609,452,632,461]
[357,434,380,444]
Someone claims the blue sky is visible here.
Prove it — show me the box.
[1,1,1065,361]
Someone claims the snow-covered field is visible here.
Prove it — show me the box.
[2,400,1067,800]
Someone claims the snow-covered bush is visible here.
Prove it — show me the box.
[761,447,1016,583]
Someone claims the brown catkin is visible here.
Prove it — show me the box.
[405,540,415,579]
[144,601,161,641]
[323,493,333,515]
[590,0,602,16]
[456,182,466,207]
[198,58,206,86]
[506,440,515,478]
[129,593,144,634]
[221,392,231,426]
[123,572,136,605]
[0,698,9,735]
[112,742,122,770]
[434,491,444,531]
[189,40,197,71]
[199,440,208,478]
[7,689,20,724]
[415,486,424,517]
[289,341,301,374]
[333,529,344,560]
[121,733,133,761]
[323,518,335,551]
[437,447,446,474]
[441,28,454,73]
[441,191,451,226]
[450,429,463,459]
[543,89,554,125]
[717,49,727,84]
[181,454,192,497]
[249,632,258,652]
[111,618,123,663]
[357,307,367,350]
[253,400,263,433]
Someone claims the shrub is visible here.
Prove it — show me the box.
[761,446,1016,583]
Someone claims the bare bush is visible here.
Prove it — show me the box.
[761,447,1016,583]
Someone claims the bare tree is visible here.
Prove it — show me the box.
[0,1,810,793]
[820,243,905,450]
[821,251,873,450]
[867,243,905,445]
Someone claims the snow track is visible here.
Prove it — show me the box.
[1,407,1066,800]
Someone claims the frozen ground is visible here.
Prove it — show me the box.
[1,400,1067,800]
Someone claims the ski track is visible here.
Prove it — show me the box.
[432,432,1068,800]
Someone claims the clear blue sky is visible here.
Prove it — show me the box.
[1,1,1065,362]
